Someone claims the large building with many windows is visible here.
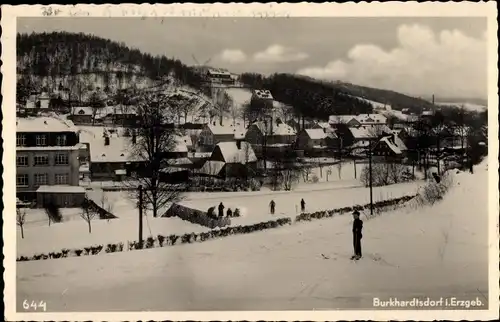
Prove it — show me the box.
[16,117,85,207]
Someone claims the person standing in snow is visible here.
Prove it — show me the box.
[351,210,363,260]
[269,200,276,214]
[300,198,306,212]
[218,202,225,218]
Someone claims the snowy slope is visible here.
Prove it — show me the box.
[435,102,487,112]
[16,165,491,312]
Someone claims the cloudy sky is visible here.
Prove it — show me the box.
[18,17,487,99]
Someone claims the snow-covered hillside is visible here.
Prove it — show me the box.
[16,163,492,313]
[435,102,487,112]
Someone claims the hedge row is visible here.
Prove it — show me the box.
[163,203,231,229]
[295,195,416,222]
[16,217,293,262]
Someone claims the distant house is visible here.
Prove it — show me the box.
[198,121,246,152]
[84,131,188,181]
[329,115,360,127]
[206,68,234,85]
[69,106,138,126]
[296,128,338,151]
[252,89,274,102]
[355,113,387,126]
[245,120,297,156]
[372,136,405,160]
[199,140,257,178]
[329,114,387,127]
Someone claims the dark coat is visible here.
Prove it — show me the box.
[352,218,363,239]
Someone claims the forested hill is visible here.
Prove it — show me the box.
[240,73,436,116]
[16,32,204,97]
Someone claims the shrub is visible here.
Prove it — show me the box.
[146,237,155,249]
[75,249,83,256]
[157,234,166,247]
[117,242,124,252]
[169,234,179,245]
[311,175,319,183]
[105,243,117,253]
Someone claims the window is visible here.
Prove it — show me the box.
[16,155,29,167]
[34,173,48,186]
[55,153,69,165]
[16,174,29,187]
[56,135,67,146]
[55,173,69,185]
[36,135,47,146]
[16,134,26,147]
[34,155,49,166]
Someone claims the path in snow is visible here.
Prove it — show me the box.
[16,166,489,311]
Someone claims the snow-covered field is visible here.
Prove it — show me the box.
[17,176,420,256]
[17,161,423,256]
[16,161,491,312]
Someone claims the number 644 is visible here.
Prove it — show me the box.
[22,300,47,311]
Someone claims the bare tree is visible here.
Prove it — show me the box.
[80,198,97,233]
[127,91,187,217]
[17,207,27,239]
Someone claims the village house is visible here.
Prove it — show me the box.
[372,136,405,161]
[206,68,234,85]
[69,105,138,126]
[296,128,339,156]
[84,129,189,181]
[244,120,297,157]
[329,113,388,128]
[16,117,85,207]
[199,140,257,178]
[198,121,246,152]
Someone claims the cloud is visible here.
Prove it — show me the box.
[254,45,309,63]
[297,24,487,99]
[218,49,247,63]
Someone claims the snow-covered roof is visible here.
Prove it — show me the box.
[328,115,357,124]
[166,157,193,166]
[349,125,392,139]
[304,128,328,140]
[36,185,86,193]
[207,122,247,139]
[215,141,257,164]
[253,121,297,136]
[199,160,226,176]
[88,131,188,163]
[253,89,273,100]
[316,122,331,129]
[355,114,387,124]
[379,136,402,155]
[89,136,137,163]
[16,117,78,133]
[72,106,137,118]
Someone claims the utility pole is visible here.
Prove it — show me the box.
[138,185,143,247]
[368,139,373,216]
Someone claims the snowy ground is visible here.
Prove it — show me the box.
[16,162,490,312]
[17,161,422,256]
[17,178,420,256]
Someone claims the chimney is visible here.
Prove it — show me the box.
[132,131,137,144]
[213,121,216,126]
[104,135,110,146]
[236,140,241,150]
